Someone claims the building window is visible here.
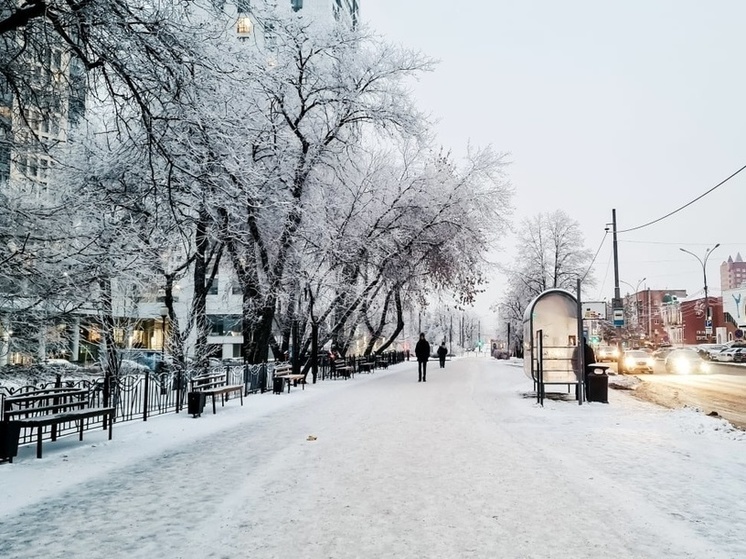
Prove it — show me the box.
[207,315,242,336]
[236,14,253,35]
[207,277,218,295]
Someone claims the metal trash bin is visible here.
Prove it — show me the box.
[273,376,285,395]
[586,369,609,403]
[187,391,206,417]
[0,421,22,463]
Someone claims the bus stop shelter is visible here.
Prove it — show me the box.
[523,289,582,405]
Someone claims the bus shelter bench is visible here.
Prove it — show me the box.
[189,373,244,416]
[3,388,114,460]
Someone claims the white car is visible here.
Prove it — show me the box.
[44,358,81,369]
[119,359,152,373]
[712,348,740,363]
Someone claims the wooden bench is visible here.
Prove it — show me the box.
[333,364,353,380]
[3,387,114,460]
[272,364,306,393]
[189,372,244,416]
[357,358,375,374]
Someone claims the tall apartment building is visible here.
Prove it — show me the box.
[720,253,746,292]
[235,0,359,41]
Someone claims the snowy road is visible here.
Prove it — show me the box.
[1,357,745,558]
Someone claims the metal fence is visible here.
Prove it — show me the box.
[0,363,270,447]
[1,352,405,451]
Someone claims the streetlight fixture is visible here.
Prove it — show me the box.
[679,244,720,343]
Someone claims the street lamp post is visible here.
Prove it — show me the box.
[680,244,720,343]
[620,277,646,342]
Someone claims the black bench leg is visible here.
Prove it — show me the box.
[108,412,113,440]
[212,394,217,414]
[239,390,244,406]
[79,419,84,441]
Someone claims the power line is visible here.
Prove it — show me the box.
[619,164,746,233]
[582,230,608,282]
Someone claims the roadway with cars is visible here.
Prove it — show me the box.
[610,358,746,429]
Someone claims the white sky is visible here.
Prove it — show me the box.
[1,358,745,557]
[362,1,746,310]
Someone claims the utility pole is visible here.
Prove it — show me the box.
[611,209,623,371]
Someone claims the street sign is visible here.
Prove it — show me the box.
[705,319,712,328]
[613,309,624,327]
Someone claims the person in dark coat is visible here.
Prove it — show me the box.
[414,333,430,382]
[572,337,597,384]
[437,342,448,368]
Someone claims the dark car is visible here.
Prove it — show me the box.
[664,349,711,374]
[620,350,654,374]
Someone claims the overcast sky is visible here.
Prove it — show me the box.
[363,0,746,317]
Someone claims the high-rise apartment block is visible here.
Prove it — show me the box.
[720,254,746,291]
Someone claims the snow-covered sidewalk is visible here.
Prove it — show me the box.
[1,357,744,558]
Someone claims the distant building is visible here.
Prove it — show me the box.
[671,297,732,345]
[636,289,688,345]
[235,0,359,41]
[720,253,746,292]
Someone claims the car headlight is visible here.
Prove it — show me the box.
[699,361,711,373]
[674,358,692,374]
[624,357,635,368]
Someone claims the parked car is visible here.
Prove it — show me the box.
[711,348,738,363]
[119,359,151,373]
[733,348,746,363]
[620,350,654,374]
[597,346,619,362]
[119,349,171,372]
[664,349,711,374]
[43,358,81,370]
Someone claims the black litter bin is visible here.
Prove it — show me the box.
[273,376,285,395]
[187,392,206,417]
[585,369,609,403]
[0,421,22,463]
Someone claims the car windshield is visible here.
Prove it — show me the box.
[669,350,700,360]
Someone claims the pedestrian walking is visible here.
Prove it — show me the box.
[437,342,448,368]
[415,333,430,382]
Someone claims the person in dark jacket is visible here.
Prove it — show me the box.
[437,342,448,368]
[414,333,430,382]
[572,337,597,384]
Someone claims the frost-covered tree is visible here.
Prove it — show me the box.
[498,210,595,355]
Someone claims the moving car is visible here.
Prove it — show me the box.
[620,350,654,374]
[664,349,711,374]
[652,347,674,361]
[597,346,619,362]
[694,344,724,360]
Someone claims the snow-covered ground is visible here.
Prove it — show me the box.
[1,357,744,558]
